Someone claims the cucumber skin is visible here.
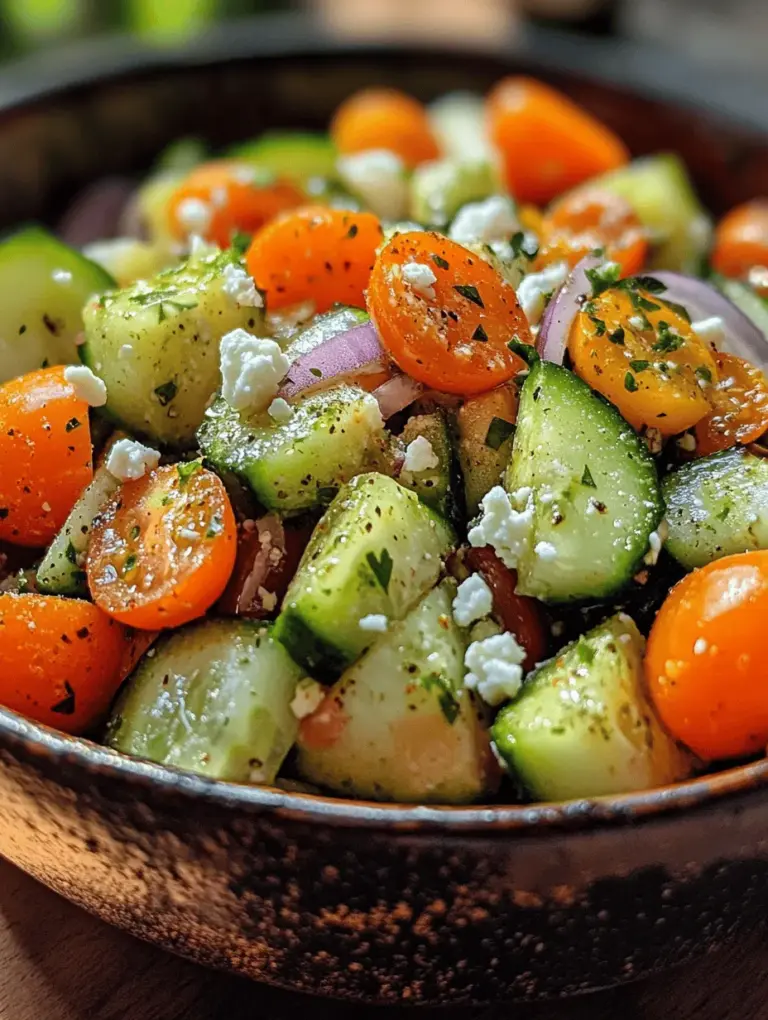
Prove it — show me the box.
[399,410,463,524]
[507,361,663,603]
[228,132,337,183]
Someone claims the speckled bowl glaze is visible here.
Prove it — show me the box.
[2,19,768,1005]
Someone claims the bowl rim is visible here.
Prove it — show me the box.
[2,15,768,834]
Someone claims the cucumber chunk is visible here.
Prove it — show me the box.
[713,275,768,342]
[663,447,768,569]
[274,473,455,679]
[409,158,499,228]
[228,132,337,184]
[81,247,266,447]
[198,384,389,514]
[297,581,499,803]
[399,410,460,522]
[455,384,518,516]
[491,614,692,800]
[592,154,710,273]
[505,361,663,602]
[106,619,303,784]
[154,137,207,174]
[0,227,115,383]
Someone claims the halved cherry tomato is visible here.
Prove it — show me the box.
[0,366,93,547]
[465,546,548,670]
[538,188,647,275]
[246,205,382,313]
[167,160,305,247]
[368,231,531,395]
[694,352,768,455]
[487,77,628,205]
[712,199,768,283]
[569,283,718,436]
[0,594,128,734]
[646,550,768,761]
[331,88,440,168]
[87,463,236,630]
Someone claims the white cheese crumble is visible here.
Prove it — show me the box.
[52,268,73,285]
[449,195,519,246]
[221,262,263,308]
[403,435,439,473]
[257,587,278,612]
[336,149,408,221]
[176,197,212,236]
[516,261,568,326]
[402,261,437,301]
[219,328,290,413]
[268,397,294,424]
[534,540,557,562]
[359,613,389,633]
[63,365,107,407]
[468,485,535,570]
[106,438,161,482]
[693,637,709,656]
[290,678,326,720]
[628,315,649,332]
[452,573,493,628]
[41,502,51,512]
[464,631,526,707]
[678,432,697,452]
[643,520,668,566]
[692,316,726,348]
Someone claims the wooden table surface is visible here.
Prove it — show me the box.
[1,857,766,1020]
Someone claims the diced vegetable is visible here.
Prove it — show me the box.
[331,88,440,168]
[455,383,518,516]
[398,410,459,521]
[227,132,337,183]
[409,158,498,227]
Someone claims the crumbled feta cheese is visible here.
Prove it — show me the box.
[336,149,408,220]
[692,316,725,348]
[118,344,133,360]
[63,365,107,407]
[290,678,326,720]
[516,261,568,326]
[628,315,648,332]
[468,485,534,570]
[534,540,557,561]
[176,197,212,235]
[643,520,669,566]
[219,328,290,413]
[749,266,768,291]
[41,502,51,513]
[693,637,709,656]
[106,438,161,481]
[402,261,437,301]
[359,613,389,633]
[403,435,439,472]
[52,268,72,285]
[221,262,263,308]
[178,527,199,541]
[257,587,278,612]
[678,432,697,452]
[268,397,294,424]
[211,185,228,209]
[464,631,526,706]
[449,195,519,246]
[452,573,493,627]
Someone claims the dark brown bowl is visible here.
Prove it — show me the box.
[2,18,768,1006]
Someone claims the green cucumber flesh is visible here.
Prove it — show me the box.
[409,159,498,228]
[227,132,337,183]
[399,410,461,522]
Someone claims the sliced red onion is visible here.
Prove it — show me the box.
[537,254,606,365]
[58,178,135,247]
[371,374,425,419]
[278,321,388,401]
[651,271,768,367]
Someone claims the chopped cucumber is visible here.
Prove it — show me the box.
[83,237,177,289]
[506,362,663,602]
[81,247,266,448]
[154,137,207,175]
[297,581,498,803]
[713,275,768,343]
[663,447,768,569]
[399,410,460,522]
[228,132,337,184]
[281,305,368,359]
[409,158,499,228]
[492,614,692,800]
[456,384,518,516]
[592,154,710,273]
[466,239,530,290]
[0,227,114,383]
[274,473,455,679]
[428,92,495,162]
[198,384,389,515]
[106,619,302,784]
[132,171,183,244]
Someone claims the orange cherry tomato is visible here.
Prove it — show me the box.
[331,88,440,168]
[712,199,768,283]
[368,231,531,395]
[246,205,382,313]
[167,160,305,248]
[646,550,768,761]
[538,188,647,275]
[87,463,237,631]
[0,366,93,548]
[694,352,768,455]
[0,594,128,734]
[487,77,629,206]
[569,284,718,436]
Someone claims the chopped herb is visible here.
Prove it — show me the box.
[696,366,713,383]
[65,417,81,432]
[628,289,661,313]
[206,514,224,538]
[453,284,484,308]
[632,275,667,294]
[154,380,177,406]
[664,299,691,323]
[0,508,8,520]
[652,323,684,353]
[309,367,323,378]
[630,360,651,373]
[472,324,488,342]
[624,372,638,392]
[65,541,78,565]
[608,326,625,345]
[716,506,730,522]
[589,315,606,336]
[366,548,393,593]
[124,554,138,572]
[346,224,359,239]
[432,254,449,270]
[508,338,539,366]
[581,465,597,488]
[419,673,460,725]
[231,231,252,255]
[161,494,173,506]
[130,525,141,541]
[51,680,76,716]
[575,639,595,665]
[177,460,202,486]
[581,299,597,317]
[511,231,537,261]
[485,417,516,450]
[585,262,621,297]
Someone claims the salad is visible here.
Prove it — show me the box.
[2,78,768,805]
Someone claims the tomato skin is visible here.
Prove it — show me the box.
[646,551,768,761]
[0,366,93,547]
[712,199,768,282]
[331,88,439,168]
[694,352,768,456]
[538,188,647,275]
